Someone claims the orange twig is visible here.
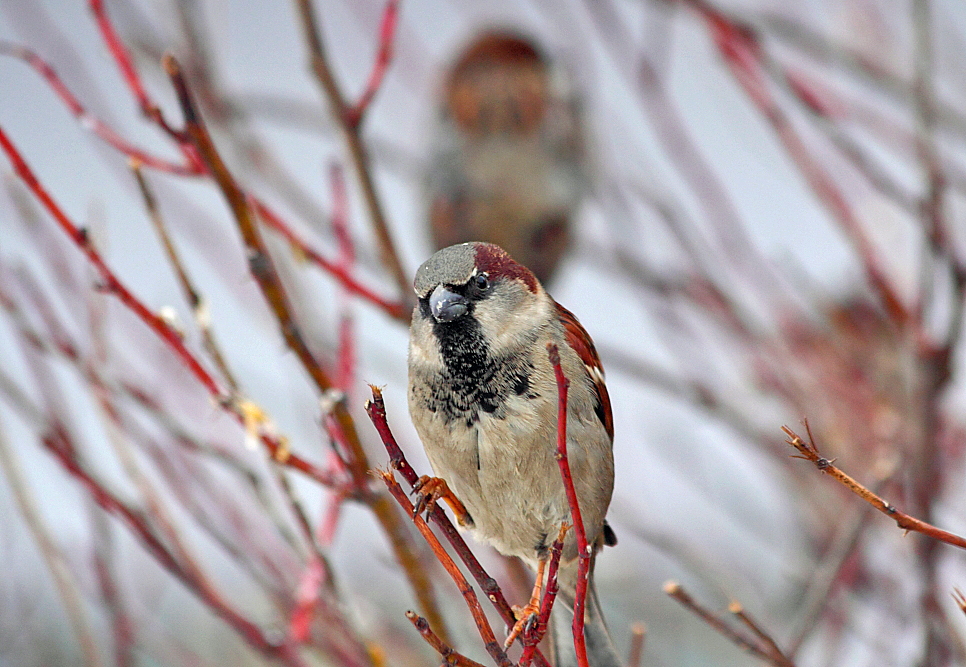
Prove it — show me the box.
[379,470,513,667]
[782,424,966,550]
[365,388,551,667]
[406,611,488,667]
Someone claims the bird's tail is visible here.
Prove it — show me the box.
[550,569,622,667]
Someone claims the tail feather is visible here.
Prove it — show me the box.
[550,573,622,667]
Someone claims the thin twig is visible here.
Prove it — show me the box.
[782,425,966,550]
[664,582,776,664]
[952,588,966,617]
[406,611,488,667]
[0,422,104,667]
[132,162,239,389]
[728,601,796,667]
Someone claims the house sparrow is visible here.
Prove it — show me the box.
[407,242,620,667]
[426,32,587,285]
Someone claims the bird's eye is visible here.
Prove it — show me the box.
[475,273,489,290]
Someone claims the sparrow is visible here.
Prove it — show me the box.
[425,32,587,285]
[407,242,620,667]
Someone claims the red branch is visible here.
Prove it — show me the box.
[40,429,307,666]
[364,388,552,667]
[346,0,399,127]
[90,0,165,128]
[547,343,590,667]
[0,43,200,175]
[89,0,149,112]
[0,124,338,487]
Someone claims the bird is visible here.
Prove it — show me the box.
[425,32,587,285]
[407,241,620,667]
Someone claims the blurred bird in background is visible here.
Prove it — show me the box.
[426,31,588,285]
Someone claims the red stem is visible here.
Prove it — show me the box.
[380,471,513,667]
[347,0,399,127]
[547,343,590,667]
[251,198,407,320]
[89,0,149,111]
[0,43,200,175]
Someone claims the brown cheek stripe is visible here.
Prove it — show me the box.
[472,243,539,293]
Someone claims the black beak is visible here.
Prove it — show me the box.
[429,285,468,322]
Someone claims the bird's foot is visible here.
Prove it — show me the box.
[504,558,548,649]
[412,475,472,526]
[505,600,542,649]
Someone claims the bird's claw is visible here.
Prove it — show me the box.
[411,475,472,526]
[505,602,541,649]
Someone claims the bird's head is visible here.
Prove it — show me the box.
[412,242,549,355]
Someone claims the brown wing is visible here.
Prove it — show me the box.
[554,301,614,443]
